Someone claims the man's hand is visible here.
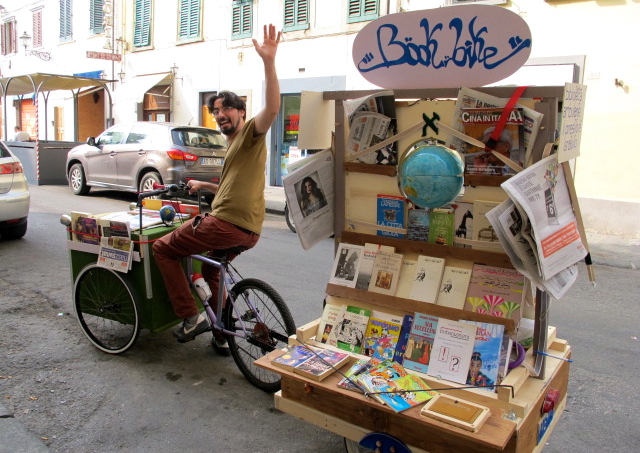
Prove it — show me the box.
[187,180,218,195]
[252,24,281,63]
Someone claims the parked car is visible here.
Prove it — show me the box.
[0,142,30,240]
[66,122,227,202]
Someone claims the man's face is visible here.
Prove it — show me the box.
[485,138,511,166]
[212,99,244,137]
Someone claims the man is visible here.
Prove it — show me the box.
[14,126,30,141]
[152,24,281,353]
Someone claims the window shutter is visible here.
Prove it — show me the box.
[90,0,104,34]
[134,0,151,47]
[284,0,309,31]
[347,0,378,24]
[60,0,72,40]
[232,1,252,39]
[33,10,43,47]
[179,0,200,40]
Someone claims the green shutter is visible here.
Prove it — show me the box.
[134,0,151,47]
[232,1,252,40]
[283,0,309,32]
[347,0,378,24]
[60,0,72,41]
[179,0,200,40]
[90,0,104,34]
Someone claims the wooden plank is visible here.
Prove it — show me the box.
[296,319,320,343]
[344,161,398,176]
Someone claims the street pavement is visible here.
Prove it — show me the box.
[1,185,637,453]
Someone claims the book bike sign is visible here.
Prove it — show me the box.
[352,4,532,89]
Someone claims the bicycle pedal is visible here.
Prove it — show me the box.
[240,309,258,321]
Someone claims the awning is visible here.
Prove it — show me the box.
[113,72,172,104]
[73,70,104,79]
[0,72,115,96]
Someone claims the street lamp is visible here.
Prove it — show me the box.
[19,31,52,61]
[170,63,183,85]
[118,70,126,83]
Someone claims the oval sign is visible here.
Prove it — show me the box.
[352,5,532,89]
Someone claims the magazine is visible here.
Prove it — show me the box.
[96,236,134,273]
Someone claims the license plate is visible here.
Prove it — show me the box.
[201,157,223,166]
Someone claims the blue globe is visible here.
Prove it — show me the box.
[159,205,176,223]
[398,142,464,209]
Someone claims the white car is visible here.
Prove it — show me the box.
[0,142,30,239]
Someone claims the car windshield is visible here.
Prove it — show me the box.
[172,129,226,149]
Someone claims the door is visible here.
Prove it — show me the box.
[274,94,302,186]
[85,124,129,186]
[117,124,155,189]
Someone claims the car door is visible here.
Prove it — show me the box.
[117,124,154,189]
[84,125,129,186]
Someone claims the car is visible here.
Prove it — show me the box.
[0,142,30,240]
[65,122,227,201]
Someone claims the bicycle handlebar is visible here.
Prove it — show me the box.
[137,182,187,204]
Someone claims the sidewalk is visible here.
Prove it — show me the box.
[0,403,48,453]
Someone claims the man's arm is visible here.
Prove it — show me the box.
[187,180,219,195]
[252,24,281,136]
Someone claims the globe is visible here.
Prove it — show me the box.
[159,205,176,224]
[398,141,464,209]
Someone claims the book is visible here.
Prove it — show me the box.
[409,255,445,304]
[355,242,395,290]
[376,194,406,239]
[428,208,455,246]
[362,310,403,360]
[472,200,501,245]
[71,212,99,244]
[292,348,351,382]
[453,202,474,247]
[335,305,372,354]
[354,359,409,405]
[435,265,472,310]
[377,374,436,412]
[316,301,343,345]
[461,321,505,392]
[393,314,414,365]
[459,106,525,176]
[427,318,477,384]
[394,258,417,299]
[271,345,320,371]
[407,208,430,242]
[329,243,364,288]
[464,264,526,324]
[367,251,404,296]
[337,358,374,392]
[402,312,439,374]
[498,335,513,384]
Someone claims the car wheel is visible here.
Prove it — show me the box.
[139,172,162,196]
[69,163,90,195]
[0,220,27,240]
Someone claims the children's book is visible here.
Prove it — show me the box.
[354,359,409,405]
[329,243,364,288]
[394,258,417,299]
[356,373,396,405]
[362,311,403,360]
[292,348,351,382]
[435,265,472,310]
[367,251,404,296]
[407,208,430,242]
[335,305,372,354]
[464,264,525,324]
[428,208,455,246]
[316,301,343,345]
[376,194,406,239]
[409,255,445,304]
[402,312,439,374]
[393,314,414,365]
[378,374,436,412]
[427,319,477,385]
[461,321,505,392]
[355,243,395,290]
[337,358,373,392]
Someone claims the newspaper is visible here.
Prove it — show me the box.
[500,154,587,281]
[346,112,397,165]
[343,90,395,125]
[97,236,134,273]
[282,149,335,250]
[447,87,544,168]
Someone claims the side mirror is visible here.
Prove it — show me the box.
[87,137,96,146]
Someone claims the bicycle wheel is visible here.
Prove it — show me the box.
[224,278,296,392]
[73,264,140,354]
[284,202,296,233]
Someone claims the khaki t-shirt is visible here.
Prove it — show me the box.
[210,119,266,235]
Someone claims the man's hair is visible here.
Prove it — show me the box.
[207,91,246,119]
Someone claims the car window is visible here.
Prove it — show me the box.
[97,126,128,146]
[0,142,10,158]
[126,127,153,145]
[172,129,226,149]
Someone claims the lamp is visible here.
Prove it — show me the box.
[170,63,183,85]
[118,70,126,83]
[20,31,52,61]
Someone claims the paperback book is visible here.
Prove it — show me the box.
[407,208,430,242]
[367,251,404,296]
[427,319,477,384]
[292,348,352,382]
[376,194,406,239]
[335,305,372,354]
[316,301,343,345]
[461,321,505,391]
[464,264,525,324]
[453,202,474,246]
[377,374,436,413]
[392,314,414,365]
[409,255,445,304]
[472,200,501,246]
[394,258,417,299]
[435,265,472,310]
[362,310,403,360]
[402,312,439,374]
[355,243,395,290]
[428,208,455,246]
[329,243,364,288]
[336,358,374,392]
[271,345,320,371]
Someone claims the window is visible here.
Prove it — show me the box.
[283,0,309,32]
[1,18,16,55]
[126,127,153,145]
[347,0,378,24]
[60,0,72,42]
[231,0,252,40]
[98,126,127,146]
[178,0,200,41]
[134,0,152,48]
[90,0,104,35]
[32,8,43,47]
[446,1,507,5]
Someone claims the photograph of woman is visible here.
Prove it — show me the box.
[297,174,328,217]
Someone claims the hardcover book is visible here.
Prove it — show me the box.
[402,312,439,374]
[376,194,406,238]
[461,321,505,392]
[335,305,372,354]
[428,208,455,246]
[464,264,525,324]
[362,310,404,360]
[407,208,430,242]
[409,255,446,304]
[329,243,364,288]
[292,348,351,382]
[427,319,477,385]
[435,265,472,310]
[367,251,404,296]
[393,314,415,365]
[316,301,343,345]
[355,242,395,290]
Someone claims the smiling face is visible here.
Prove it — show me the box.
[213,98,245,138]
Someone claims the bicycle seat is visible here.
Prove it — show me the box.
[207,245,248,259]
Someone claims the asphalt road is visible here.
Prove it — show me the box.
[1,185,639,453]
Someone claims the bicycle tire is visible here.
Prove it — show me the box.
[284,202,296,233]
[73,264,141,354]
[224,278,296,392]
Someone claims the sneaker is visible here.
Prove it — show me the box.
[173,313,210,343]
[212,338,232,357]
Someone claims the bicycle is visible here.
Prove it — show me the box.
[65,182,296,392]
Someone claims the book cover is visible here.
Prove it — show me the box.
[407,208,430,242]
[316,301,343,345]
[409,255,445,304]
[355,359,408,405]
[393,314,414,365]
[435,265,472,310]
[355,242,395,290]
[271,345,319,371]
[355,373,395,406]
[367,251,404,296]
[337,358,373,392]
[72,212,99,244]
[329,243,364,288]
[376,194,406,239]
[472,200,501,245]
[394,258,417,299]
[292,348,351,382]
[335,305,372,354]
[427,319,477,384]
[378,374,436,412]
[460,107,525,176]
[464,264,525,324]
[362,310,403,360]
[461,321,505,392]
[428,208,455,246]
[402,312,439,374]
[453,202,474,247]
